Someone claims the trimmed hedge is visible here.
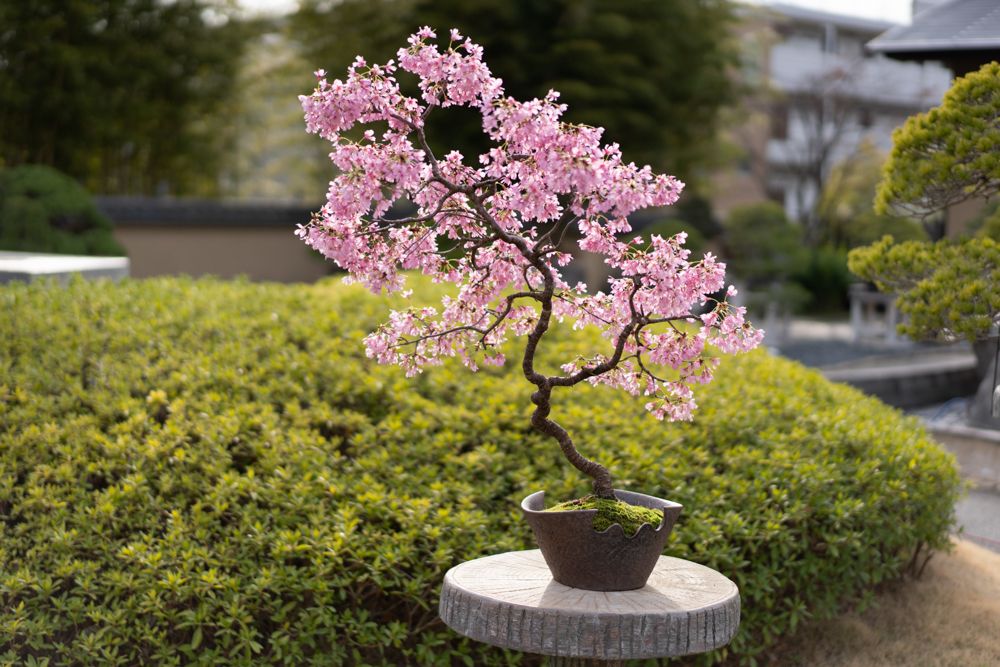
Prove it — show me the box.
[0,277,960,666]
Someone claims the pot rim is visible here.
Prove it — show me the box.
[521,489,682,539]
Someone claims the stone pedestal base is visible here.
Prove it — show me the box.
[549,658,624,666]
[439,549,740,664]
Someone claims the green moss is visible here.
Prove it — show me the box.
[548,495,664,537]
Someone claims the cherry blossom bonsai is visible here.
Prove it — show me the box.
[298,28,762,588]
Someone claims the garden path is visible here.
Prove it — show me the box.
[955,488,1000,553]
[772,317,1000,553]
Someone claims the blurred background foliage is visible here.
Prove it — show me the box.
[0,0,738,198]
[0,165,125,255]
[292,0,738,181]
[968,200,1000,241]
[0,0,248,196]
[0,0,956,314]
[817,142,928,249]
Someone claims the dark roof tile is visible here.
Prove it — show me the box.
[869,0,1000,52]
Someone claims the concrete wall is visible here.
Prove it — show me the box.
[113,224,331,283]
[717,5,952,224]
[98,197,335,283]
[823,353,980,408]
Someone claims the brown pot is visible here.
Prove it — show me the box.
[521,489,683,591]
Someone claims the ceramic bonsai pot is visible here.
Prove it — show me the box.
[521,489,683,591]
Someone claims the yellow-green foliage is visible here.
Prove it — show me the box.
[973,201,1000,241]
[0,276,961,666]
[818,142,927,249]
[849,235,1000,341]
[547,496,664,537]
[876,62,1000,217]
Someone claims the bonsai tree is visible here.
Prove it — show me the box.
[873,62,1000,221]
[850,236,999,426]
[850,62,1000,428]
[298,28,762,500]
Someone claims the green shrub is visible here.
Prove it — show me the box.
[816,141,928,250]
[722,202,806,289]
[792,246,854,314]
[0,165,125,256]
[0,276,961,666]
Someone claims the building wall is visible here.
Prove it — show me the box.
[709,167,769,220]
[113,224,332,283]
[714,5,952,223]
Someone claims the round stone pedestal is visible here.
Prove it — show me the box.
[439,549,740,665]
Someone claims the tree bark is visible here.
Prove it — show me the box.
[516,242,616,498]
[531,385,615,498]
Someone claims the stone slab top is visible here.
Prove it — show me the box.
[439,549,740,660]
[0,251,129,283]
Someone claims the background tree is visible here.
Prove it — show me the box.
[779,66,867,243]
[851,62,1000,429]
[721,202,811,314]
[730,62,867,243]
[220,25,329,200]
[817,142,927,248]
[291,0,737,183]
[875,62,1000,220]
[0,0,247,195]
[849,236,999,427]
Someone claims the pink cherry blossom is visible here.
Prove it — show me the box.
[298,28,762,452]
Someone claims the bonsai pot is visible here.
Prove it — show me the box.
[521,489,683,591]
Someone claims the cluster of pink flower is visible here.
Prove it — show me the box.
[299,27,763,420]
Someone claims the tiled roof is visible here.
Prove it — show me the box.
[868,0,1000,53]
[96,197,317,227]
[768,3,897,34]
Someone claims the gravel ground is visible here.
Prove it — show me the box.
[767,540,1000,666]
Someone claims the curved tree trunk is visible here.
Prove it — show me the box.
[530,385,615,499]
[516,248,616,499]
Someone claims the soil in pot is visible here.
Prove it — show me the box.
[547,495,664,536]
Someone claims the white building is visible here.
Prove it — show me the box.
[716,3,952,224]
